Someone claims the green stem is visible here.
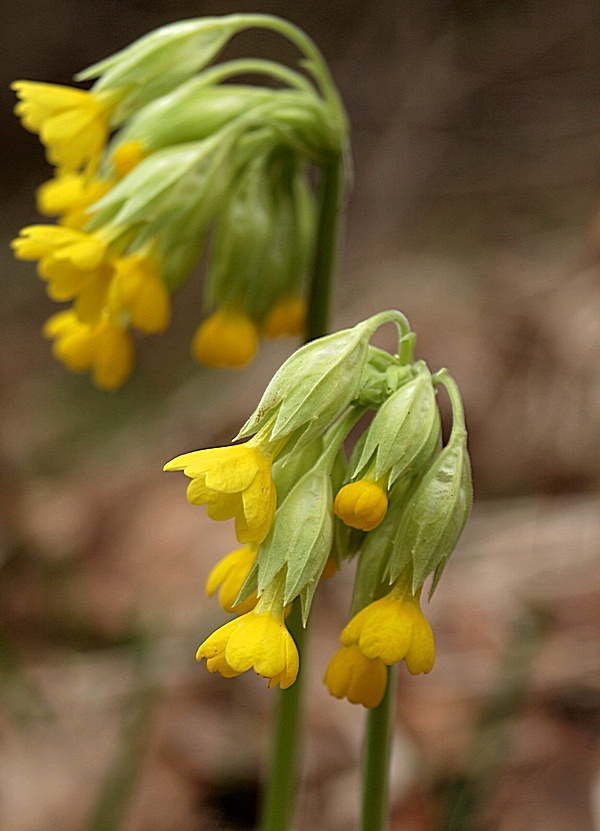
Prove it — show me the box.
[360,665,397,831]
[195,57,318,95]
[432,369,467,439]
[259,128,345,831]
[306,154,345,342]
[238,14,347,120]
[259,601,305,831]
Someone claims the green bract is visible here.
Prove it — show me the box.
[206,153,315,323]
[348,478,410,614]
[78,17,247,121]
[237,311,410,446]
[108,82,277,158]
[354,365,438,483]
[385,369,473,594]
[258,456,334,621]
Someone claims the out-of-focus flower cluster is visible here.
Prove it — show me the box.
[165,311,472,704]
[11,15,348,388]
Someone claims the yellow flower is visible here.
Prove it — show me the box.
[164,431,284,544]
[109,252,170,334]
[324,644,388,708]
[340,584,435,675]
[191,309,259,368]
[262,296,306,338]
[111,140,148,178]
[13,225,113,320]
[36,256,112,313]
[196,606,299,689]
[36,173,111,229]
[334,478,388,531]
[12,225,108,271]
[92,318,135,390]
[43,309,97,372]
[206,544,258,614]
[12,81,115,174]
[43,310,134,390]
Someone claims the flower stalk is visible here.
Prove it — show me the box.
[12,14,474,831]
[360,665,397,831]
[259,125,347,831]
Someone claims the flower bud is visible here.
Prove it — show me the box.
[334,479,388,532]
[262,296,306,338]
[89,142,209,229]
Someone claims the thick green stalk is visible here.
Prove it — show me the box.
[259,150,345,831]
[360,665,397,831]
[259,602,305,831]
[306,154,345,342]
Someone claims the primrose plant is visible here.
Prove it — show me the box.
[12,15,472,831]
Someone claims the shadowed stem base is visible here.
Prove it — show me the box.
[360,665,397,831]
[258,601,305,831]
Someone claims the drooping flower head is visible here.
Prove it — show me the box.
[11,15,353,388]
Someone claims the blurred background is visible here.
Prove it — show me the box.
[1,1,599,829]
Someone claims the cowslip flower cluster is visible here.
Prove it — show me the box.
[165,311,472,700]
[11,15,348,387]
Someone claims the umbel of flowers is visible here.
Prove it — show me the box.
[165,311,473,705]
[11,15,348,388]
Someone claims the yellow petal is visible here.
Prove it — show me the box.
[203,446,262,493]
[191,310,259,369]
[226,610,297,682]
[324,645,387,708]
[92,322,134,390]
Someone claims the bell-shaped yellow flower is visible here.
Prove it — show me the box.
[341,584,435,675]
[191,309,259,368]
[196,606,299,689]
[110,140,148,178]
[110,252,170,334]
[334,478,388,532]
[36,173,111,229]
[43,309,97,373]
[12,81,115,174]
[92,318,135,390]
[206,544,258,614]
[164,433,283,544]
[12,225,108,271]
[262,296,306,339]
[324,644,388,708]
[43,310,134,390]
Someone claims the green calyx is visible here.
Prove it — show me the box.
[237,310,412,447]
[240,407,363,624]
[385,370,473,594]
[354,364,439,483]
